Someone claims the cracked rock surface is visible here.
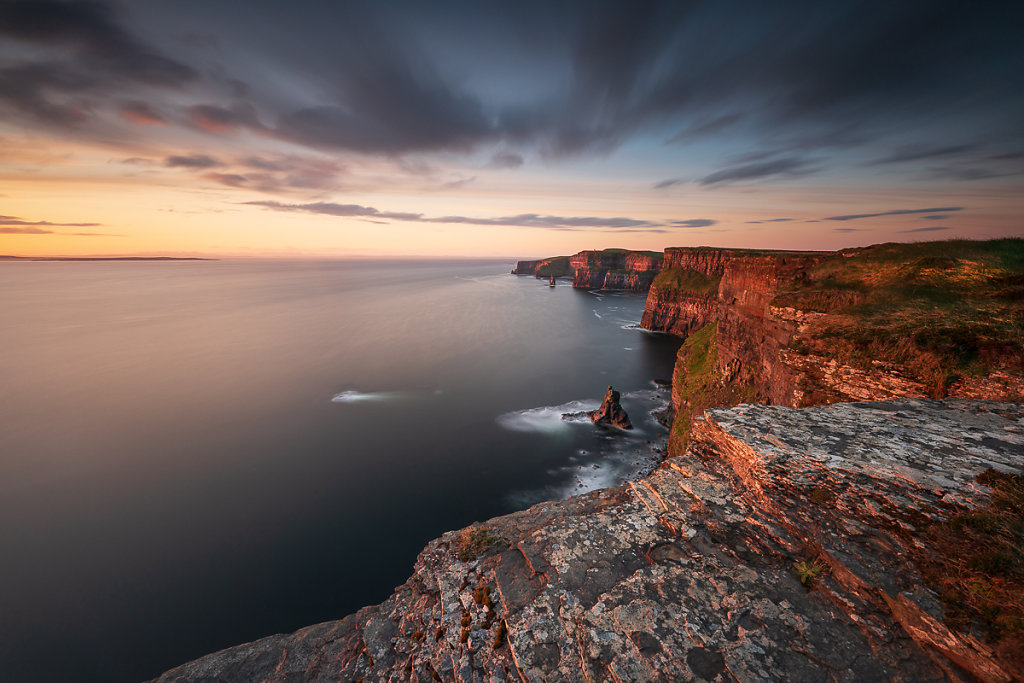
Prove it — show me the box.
[154,399,1023,682]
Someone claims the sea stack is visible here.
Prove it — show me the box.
[589,385,632,429]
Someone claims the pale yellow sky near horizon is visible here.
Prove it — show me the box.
[5,159,1021,259]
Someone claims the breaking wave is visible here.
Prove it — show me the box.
[330,390,400,403]
[496,399,600,433]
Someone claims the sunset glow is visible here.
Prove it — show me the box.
[1,1,1022,257]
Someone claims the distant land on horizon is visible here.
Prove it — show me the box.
[0,255,216,261]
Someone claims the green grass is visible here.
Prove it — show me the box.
[665,322,764,454]
[666,246,827,258]
[916,469,1024,666]
[534,256,571,277]
[653,267,722,294]
[599,248,663,258]
[773,239,1024,396]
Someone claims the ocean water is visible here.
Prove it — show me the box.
[0,259,680,682]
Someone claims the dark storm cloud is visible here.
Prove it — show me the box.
[499,1,1024,158]
[165,154,222,169]
[0,1,197,126]
[3,0,1023,180]
[824,207,964,221]
[699,158,818,186]
[247,201,663,230]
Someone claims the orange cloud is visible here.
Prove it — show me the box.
[120,101,167,126]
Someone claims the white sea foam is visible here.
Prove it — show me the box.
[496,399,599,433]
[330,390,398,403]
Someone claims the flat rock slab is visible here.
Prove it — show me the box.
[154,400,1024,682]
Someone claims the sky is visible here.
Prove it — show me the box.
[1,0,1022,258]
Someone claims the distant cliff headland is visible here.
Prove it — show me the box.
[157,240,1024,682]
[512,248,664,290]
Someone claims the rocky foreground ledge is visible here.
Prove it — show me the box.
[155,399,1023,682]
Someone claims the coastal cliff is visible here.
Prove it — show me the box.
[156,240,1024,682]
[154,400,1024,682]
[643,240,1024,455]
[510,256,571,278]
[513,248,662,290]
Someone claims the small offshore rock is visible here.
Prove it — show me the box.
[589,385,633,429]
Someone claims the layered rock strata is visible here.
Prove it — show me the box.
[154,399,1024,683]
[512,249,663,291]
[569,250,663,290]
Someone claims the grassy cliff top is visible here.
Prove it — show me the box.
[775,238,1024,393]
[665,245,828,257]
[594,248,663,258]
[652,267,722,294]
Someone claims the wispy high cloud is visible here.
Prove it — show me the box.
[0,214,110,236]
[669,219,716,228]
[869,144,975,165]
[824,207,964,221]
[165,155,222,169]
[746,217,795,224]
[0,214,100,228]
[699,158,818,186]
[0,226,53,234]
[900,225,952,233]
[246,201,693,231]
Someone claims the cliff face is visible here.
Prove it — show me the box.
[510,256,571,278]
[153,399,1024,682]
[643,241,1024,455]
[513,249,663,290]
[569,249,663,290]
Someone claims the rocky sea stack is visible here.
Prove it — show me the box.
[589,385,632,429]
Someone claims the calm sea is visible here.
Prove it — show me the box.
[0,259,680,682]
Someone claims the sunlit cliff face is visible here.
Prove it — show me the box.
[1,1,1022,257]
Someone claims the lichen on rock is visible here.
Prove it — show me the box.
[152,399,1024,683]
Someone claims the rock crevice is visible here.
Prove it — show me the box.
[153,400,1024,682]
